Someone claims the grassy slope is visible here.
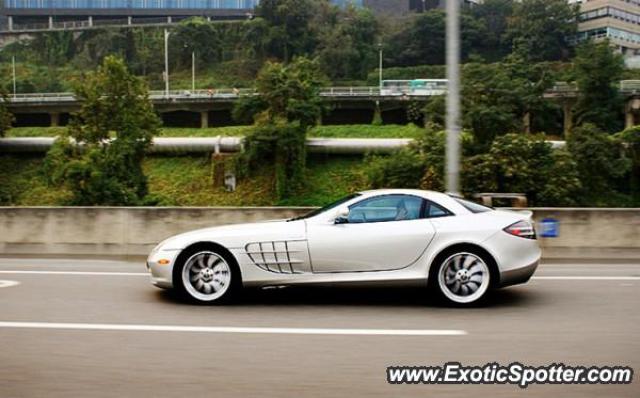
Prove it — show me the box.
[1,124,404,206]
[6,124,424,139]
[0,154,369,207]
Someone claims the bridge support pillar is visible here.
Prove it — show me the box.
[88,16,93,27]
[372,101,382,125]
[48,16,53,29]
[8,16,13,31]
[167,16,173,24]
[625,98,640,129]
[523,112,531,134]
[562,99,574,137]
[50,113,60,127]
[128,16,133,26]
[200,111,209,129]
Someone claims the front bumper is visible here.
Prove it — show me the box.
[146,249,181,289]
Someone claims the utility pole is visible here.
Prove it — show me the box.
[192,51,196,92]
[446,0,461,195]
[164,29,170,97]
[12,56,17,98]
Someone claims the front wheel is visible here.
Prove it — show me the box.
[175,250,239,304]
[434,252,491,306]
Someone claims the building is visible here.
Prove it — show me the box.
[0,0,364,32]
[572,0,640,59]
[363,0,481,16]
[0,0,486,32]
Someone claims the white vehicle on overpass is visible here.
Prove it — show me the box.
[146,190,540,306]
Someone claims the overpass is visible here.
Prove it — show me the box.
[544,80,640,133]
[4,86,445,128]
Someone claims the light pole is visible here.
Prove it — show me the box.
[11,56,17,98]
[191,50,196,92]
[446,0,461,195]
[378,42,383,92]
[164,29,170,97]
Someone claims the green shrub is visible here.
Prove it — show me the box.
[567,124,630,203]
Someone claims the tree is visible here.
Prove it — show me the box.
[235,57,326,199]
[257,0,325,62]
[471,0,514,62]
[0,87,14,137]
[386,10,486,67]
[463,134,581,206]
[567,124,630,203]
[316,6,379,80]
[44,56,160,205]
[505,0,579,62]
[573,40,625,133]
[617,127,640,202]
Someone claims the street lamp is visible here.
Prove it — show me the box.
[12,56,17,98]
[164,29,170,97]
[378,42,383,92]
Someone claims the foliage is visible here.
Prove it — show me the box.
[470,0,514,62]
[385,10,487,67]
[44,56,160,205]
[461,56,556,145]
[256,0,326,62]
[316,6,380,80]
[236,57,325,199]
[505,0,579,62]
[0,87,14,138]
[573,41,625,133]
[463,134,581,206]
[617,126,640,199]
[567,124,631,203]
[365,129,475,192]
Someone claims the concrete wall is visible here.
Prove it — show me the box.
[0,207,638,260]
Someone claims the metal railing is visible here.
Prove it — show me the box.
[5,86,443,104]
[4,15,196,33]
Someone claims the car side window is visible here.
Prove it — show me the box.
[347,195,424,224]
[426,201,453,218]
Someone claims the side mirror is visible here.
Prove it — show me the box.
[335,206,350,224]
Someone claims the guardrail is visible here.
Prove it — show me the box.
[5,86,444,104]
[3,15,198,33]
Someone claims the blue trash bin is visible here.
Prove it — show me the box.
[539,218,559,238]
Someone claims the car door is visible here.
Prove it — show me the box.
[306,194,437,273]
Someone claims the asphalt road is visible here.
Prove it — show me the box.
[0,258,638,397]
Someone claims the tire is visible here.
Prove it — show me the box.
[174,247,240,304]
[431,250,492,306]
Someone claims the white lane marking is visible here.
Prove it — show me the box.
[0,271,147,276]
[532,276,640,281]
[0,321,466,336]
[0,280,20,288]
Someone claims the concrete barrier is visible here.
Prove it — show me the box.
[0,207,638,260]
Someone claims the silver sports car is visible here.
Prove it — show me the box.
[147,189,541,306]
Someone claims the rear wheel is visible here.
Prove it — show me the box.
[175,249,239,304]
[434,251,491,306]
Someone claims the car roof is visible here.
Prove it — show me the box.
[356,189,471,214]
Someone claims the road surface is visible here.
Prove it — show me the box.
[0,258,638,397]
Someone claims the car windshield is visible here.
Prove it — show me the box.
[289,193,362,221]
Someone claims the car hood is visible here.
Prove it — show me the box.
[158,219,304,251]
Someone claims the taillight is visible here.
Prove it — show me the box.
[504,220,537,239]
